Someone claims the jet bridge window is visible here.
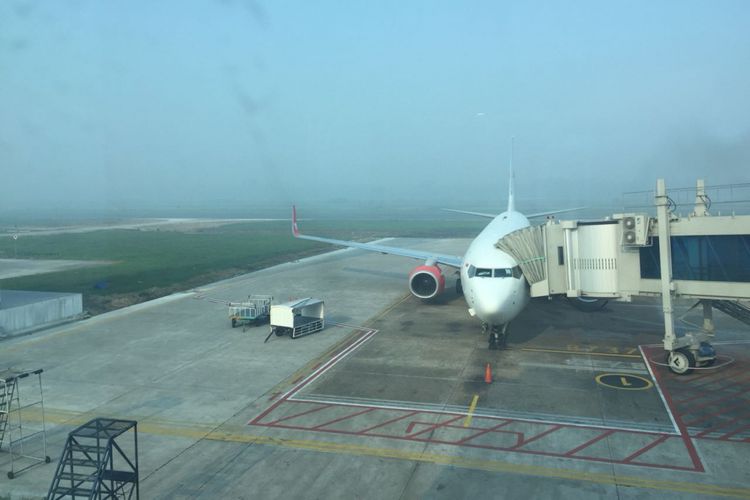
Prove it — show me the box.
[640,235,750,282]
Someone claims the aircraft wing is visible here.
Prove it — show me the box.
[443,207,586,219]
[292,207,463,268]
[442,208,496,218]
[525,207,586,218]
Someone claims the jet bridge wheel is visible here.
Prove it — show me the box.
[666,348,696,375]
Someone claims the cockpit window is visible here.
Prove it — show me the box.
[468,265,521,279]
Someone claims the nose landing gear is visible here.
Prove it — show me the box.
[484,322,509,350]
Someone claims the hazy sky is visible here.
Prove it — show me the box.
[1,0,749,213]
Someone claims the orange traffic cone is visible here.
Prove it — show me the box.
[484,363,492,384]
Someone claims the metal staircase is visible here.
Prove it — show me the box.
[712,300,750,326]
[47,418,139,500]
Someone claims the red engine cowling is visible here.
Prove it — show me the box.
[408,265,445,300]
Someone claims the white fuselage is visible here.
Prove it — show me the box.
[459,210,531,325]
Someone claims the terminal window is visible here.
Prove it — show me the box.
[640,235,750,282]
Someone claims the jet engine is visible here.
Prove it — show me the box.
[408,265,445,299]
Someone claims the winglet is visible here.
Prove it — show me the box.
[292,205,300,237]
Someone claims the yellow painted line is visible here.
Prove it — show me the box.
[463,394,479,427]
[520,347,642,359]
[23,407,750,498]
[200,433,750,499]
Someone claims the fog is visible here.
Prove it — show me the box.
[1,1,749,216]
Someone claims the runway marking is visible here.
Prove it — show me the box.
[18,408,750,499]
[640,345,706,472]
[654,342,750,444]
[520,347,642,359]
[520,361,648,375]
[209,435,748,499]
[463,395,479,427]
[640,345,680,435]
[246,318,706,474]
[595,373,653,391]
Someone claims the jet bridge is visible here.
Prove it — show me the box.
[497,179,750,375]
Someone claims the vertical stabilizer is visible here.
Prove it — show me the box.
[507,137,516,212]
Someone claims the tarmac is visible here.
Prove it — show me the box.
[1,238,749,499]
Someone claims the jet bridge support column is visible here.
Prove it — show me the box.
[657,179,716,374]
[656,179,677,350]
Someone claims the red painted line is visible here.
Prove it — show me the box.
[259,420,698,472]
[684,369,748,391]
[249,396,287,425]
[456,420,516,445]
[695,410,750,438]
[683,384,750,413]
[673,377,750,407]
[646,354,705,473]
[683,399,750,428]
[437,423,515,433]
[677,367,728,385]
[564,430,615,457]
[622,435,669,463]
[289,396,671,436]
[406,420,452,434]
[511,425,563,450]
[358,411,419,434]
[717,422,750,441]
[312,408,375,430]
[266,404,332,425]
[405,415,465,439]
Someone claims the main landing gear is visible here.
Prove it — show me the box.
[483,322,509,350]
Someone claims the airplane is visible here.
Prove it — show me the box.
[292,159,583,349]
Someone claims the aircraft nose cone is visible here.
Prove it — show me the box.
[474,293,506,323]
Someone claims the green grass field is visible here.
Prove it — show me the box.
[0,219,483,314]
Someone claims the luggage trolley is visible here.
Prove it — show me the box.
[267,298,325,341]
[228,295,273,328]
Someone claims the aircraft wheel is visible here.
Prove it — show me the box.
[455,279,463,296]
[667,348,695,375]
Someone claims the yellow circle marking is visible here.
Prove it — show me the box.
[595,373,653,391]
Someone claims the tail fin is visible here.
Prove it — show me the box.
[507,137,516,212]
[292,205,300,237]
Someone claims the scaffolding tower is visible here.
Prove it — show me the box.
[0,367,51,479]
